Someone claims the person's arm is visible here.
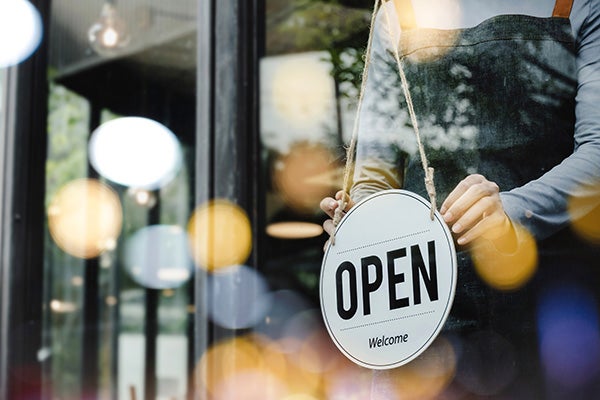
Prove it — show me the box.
[500,0,600,240]
[350,2,408,203]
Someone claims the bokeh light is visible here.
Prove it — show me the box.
[254,290,312,341]
[471,223,538,290]
[192,321,459,398]
[295,329,340,375]
[537,284,600,389]
[0,0,43,68]
[266,221,324,239]
[122,225,193,289]
[50,299,77,314]
[127,187,157,208]
[271,57,334,125]
[211,370,288,400]
[455,330,517,396]
[387,336,456,399]
[205,265,271,330]
[196,335,289,400]
[382,0,460,63]
[279,310,322,355]
[89,117,182,190]
[412,0,462,29]
[324,360,379,400]
[568,181,600,244]
[273,142,336,213]
[47,179,122,259]
[283,395,319,400]
[187,200,252,271]
[195,320,341,398]
[324,336,456,400]
[197,336,263,396]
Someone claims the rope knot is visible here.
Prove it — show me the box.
[331,197,348,246]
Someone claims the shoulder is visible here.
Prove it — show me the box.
[571,0,598,43]
[374,1,401,48]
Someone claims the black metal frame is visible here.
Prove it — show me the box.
[0,1,51,399]
[195,0,263,396]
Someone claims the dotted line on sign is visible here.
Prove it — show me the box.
[339,310,436,331]
[336,229,431,255]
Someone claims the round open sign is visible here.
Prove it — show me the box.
[320,189,457,369]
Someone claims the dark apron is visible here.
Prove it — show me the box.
[383,0,599,396]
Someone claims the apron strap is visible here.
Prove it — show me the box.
[390,0,573,28]
[391,0,417,30]
[552,0,574,18]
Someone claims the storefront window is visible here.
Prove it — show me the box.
[44,1,196,399]
[3,0,600,399]
[193,1,376,399]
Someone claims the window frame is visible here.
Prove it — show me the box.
[0,1,51,399]
[195,0,264,395]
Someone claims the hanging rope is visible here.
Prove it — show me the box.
[331,0,437,245]
[330,0,382,245]
[381,2,437,219]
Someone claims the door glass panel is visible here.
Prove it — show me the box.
[45,1,196,399]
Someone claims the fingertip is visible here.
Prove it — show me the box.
[443,211,453,222]
[335,190,347,201]
[451,222,463,233]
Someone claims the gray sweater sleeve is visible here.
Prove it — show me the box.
[500,0,600,239]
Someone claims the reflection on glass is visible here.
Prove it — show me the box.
[454,331,517,396]
[271,56,334,126]
[187,200,252,271]
[156,334,189,399]
[0,0,43,67]
[323,359,376,400]
[272,142,336,213]
[123,224,193,289]
[89,117,182,190]
[47,178,122,259]
[254,290,311,341]
[537,285,600,389]
[205,265,271,330]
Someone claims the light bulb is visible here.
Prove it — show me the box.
[88,2,130,57]
[0,0,43,67]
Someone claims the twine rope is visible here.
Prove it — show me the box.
[331,0,437,245]
[381,2,437,219]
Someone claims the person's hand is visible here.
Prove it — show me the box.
[320,190,355,251]
[440,174,514,247]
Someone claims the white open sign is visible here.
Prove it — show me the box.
[320,189,457,369]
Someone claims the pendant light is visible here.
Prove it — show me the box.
[88,0,130,56]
